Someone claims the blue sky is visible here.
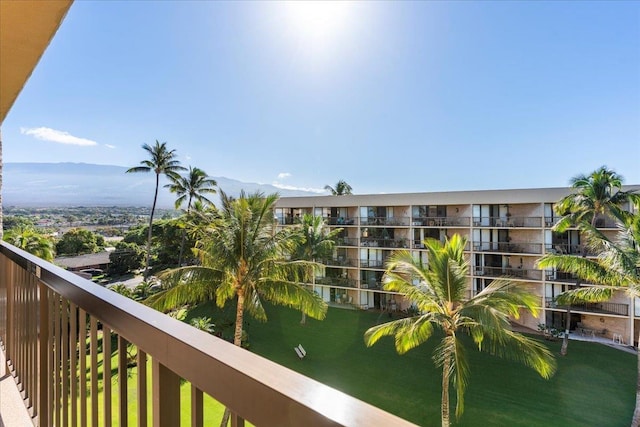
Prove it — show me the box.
[4,1,639,195]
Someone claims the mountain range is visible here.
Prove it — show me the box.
[2,162,318,208]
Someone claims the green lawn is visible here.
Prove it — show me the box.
[87,302,635,426]
[239,304,635,427]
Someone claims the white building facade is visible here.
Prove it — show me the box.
[276,186,639,345]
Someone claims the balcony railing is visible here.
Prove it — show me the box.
[411,217,470,227]
[361,238,408,249]
[544,216,619,229]
[316,276,359,288]
[360,280,382,290]
[545,243,594,256]
[544,271,593,284]
[360,217,410,226]
[0,242,412,427]
[474,266,543,281]
[327,216,357,226]
[472,241,543,254]
[544,217,561,228]
[323,257,358,267]
[545,297,629,316]
[336,237,359,247]
[360,259,389,269]
[471,216,542,228]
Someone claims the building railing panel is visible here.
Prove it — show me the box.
[474,266,543,281]
[336,237,359,247]
[360,217,411,226]
[545,243,594,256]
[0,242,413,427]
[472,241,543,254]
[411,217,470,227]
[361,238,408,249]
[545,297,628,316]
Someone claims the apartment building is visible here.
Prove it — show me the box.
[275,186,639,345]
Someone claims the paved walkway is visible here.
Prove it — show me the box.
[509,323,637,354]
[0,346,33,426]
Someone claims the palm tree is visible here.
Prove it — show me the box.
[147,190,327,427]
[364,235,556,427]
[539,211,640,426]
[126,141,185,277]
[324,179,353,195]
[190,316,216,334]
[166,166,217,266]
[551,166,638,355]
[3,226,55,261]
[292,213,342,324]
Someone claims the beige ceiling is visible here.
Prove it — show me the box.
[0,0,73,125]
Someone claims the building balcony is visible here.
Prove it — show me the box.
[544,271,593,284]
[316,276,359,288]
[323,257,358,267]
[545,243,595,256]
[360,259,389,269]
[327,216,357,226]
[472,241,543,255]
[360,217,411,226]
[0,242,410,426]
[360,238,408,249]
[544,217,561,228]
[472,216,542,228]
[336,237,359,247]
[411,216,470,227]
[545,297,629,316]
[474,266,543,281]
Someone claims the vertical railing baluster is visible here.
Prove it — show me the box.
[231,414,246,427]
[54,292,61,427]
[191,385,203,427]
[38,284,50,427]
[70,302,78,427]
[29,277,37,417]
[152,358,180,427]
[79,309,87,426]
[16,267,24,393]
[62,298,70,427]
[48,289,55,425]
[138,349,148,427]
[103,326,112,426]
[90,316,99,427]
[118,336,129,427]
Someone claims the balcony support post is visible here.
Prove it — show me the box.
[37,283,50,427]
[152,358,180,427]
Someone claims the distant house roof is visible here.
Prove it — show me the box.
[55,251,111,270]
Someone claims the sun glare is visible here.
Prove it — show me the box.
[282,1,352,52]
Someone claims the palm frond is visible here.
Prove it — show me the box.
[555,286,614,304]
[364,315,434,354]
[258,279,328,320]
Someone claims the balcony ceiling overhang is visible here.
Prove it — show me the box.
[0,0,73,125]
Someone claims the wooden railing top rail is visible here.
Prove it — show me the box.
[0,242,415,427]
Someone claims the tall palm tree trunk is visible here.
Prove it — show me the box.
[177,196,193,266]
[301,261,315,325]
[144,174,160,278]
[560,216,599,356]
[441,355,451,427]
[220,292,246,427]
[560,307,571,356]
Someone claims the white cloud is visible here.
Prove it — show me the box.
[272,181,326,193]
[20,127,98,146]
[277,172,292,179]
[105,144,116,149]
